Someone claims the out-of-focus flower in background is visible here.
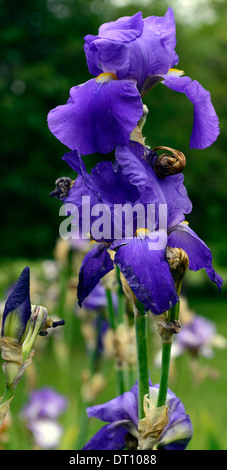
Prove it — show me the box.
[20,387,68,449]
[154,296,227,383]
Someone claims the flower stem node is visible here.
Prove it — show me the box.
[138,395,169,450]
[152,146,186,178]
[153,314,181,343]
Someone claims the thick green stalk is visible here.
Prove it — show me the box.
[116,266,125,324]
[156,341,172,407]
[0,385,14,405]
[157,298,181,408]
[135,311,149,421]
[167,300,180,323]
[106,288,116,330]
[105,286,125,395]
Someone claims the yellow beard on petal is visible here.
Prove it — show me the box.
[167,68,185,77]
[95,72,118,83]
[135,228,151,238]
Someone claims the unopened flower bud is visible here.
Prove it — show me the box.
[3,362,21,388]
[1,267,31,344]
[166,247,189,300]
[152,146,186,178]
[22,305,48,361]
[166,247,189,277]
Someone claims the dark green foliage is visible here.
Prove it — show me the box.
[1,0,226,264]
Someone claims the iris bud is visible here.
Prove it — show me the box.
[166,247,189,282]
[22,305,48,361]
[1,267,31,344]
[166,247,189,326]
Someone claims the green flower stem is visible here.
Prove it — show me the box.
[105,288,116,330]
[1,384,14,405]
[116,266,125,324]
[105,285,125,395]
[157,298,181,408]
[116,367,125,396]
[167,300,180,323]
[75,399,90,450]
[135,310,149,421]
[156,340,172,408]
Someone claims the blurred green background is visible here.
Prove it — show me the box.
[1,0,227,263]
[1,0,227,452]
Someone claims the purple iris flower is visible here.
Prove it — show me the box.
[83,381,193,450]
[61,144,222,315]
[48,8,219,155]
[1,267,31,343]
[21,387,67,420]
[82,282,108,311]
[21,387,68,449]
[84,8,219,150]
[175,315,217,357]
[47,72,143,155]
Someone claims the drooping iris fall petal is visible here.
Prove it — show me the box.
[48,75,143,155]
[162,73,220,149]
[167,223,223,290]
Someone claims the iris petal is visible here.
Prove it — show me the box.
[48,77,143,155]
[115,144,192,228]
[162,74,220,149]
[84,8,178,91]
[83,422,128,450]
[167,223,223,289]
[77,244,114,306]
[112,235,178,314]
[86,383,138,425]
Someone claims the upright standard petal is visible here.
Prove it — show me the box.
[84,8,178,91]
[162,74,220,149]
[124,7,179,89]
[115,144,192,229]
[1,267,31,342]
[112,235,178,314]
[47,77,143,155]
[167,223,223,290]
[84,12,143,76]
[77,244,114,306]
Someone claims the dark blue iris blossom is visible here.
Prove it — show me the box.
[47,8,219,154]
[83,381,193,450]
[61,144,222,315]
[1,267,31,343]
